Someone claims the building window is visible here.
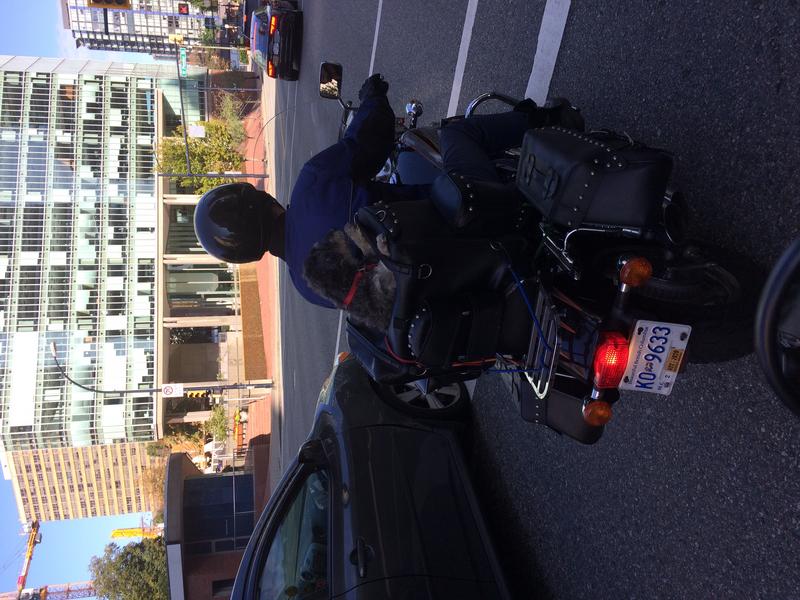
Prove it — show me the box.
[165,264,237,317]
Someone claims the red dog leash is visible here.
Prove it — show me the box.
[342,263,377,308]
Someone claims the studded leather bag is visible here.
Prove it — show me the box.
[516,127,673,230]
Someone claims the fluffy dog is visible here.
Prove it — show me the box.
[303,223,396,332]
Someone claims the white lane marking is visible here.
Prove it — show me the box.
[333,310,345,364]
[525,0,571,104]
[447,0,480,117]
[368,0,384,74]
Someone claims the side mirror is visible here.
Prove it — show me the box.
[319,62,343,100]
[298,438,328,466]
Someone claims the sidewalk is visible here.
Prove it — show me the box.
[222,74,282,502]
[253,75,285,493]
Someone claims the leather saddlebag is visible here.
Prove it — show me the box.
[516,127,673,229]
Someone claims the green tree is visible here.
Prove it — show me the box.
[90,537,168,600]
[200,28,217,46]
[218,92,245,145]
[157,119,244,194]
[146,442,168,458]
[206,404,228,441]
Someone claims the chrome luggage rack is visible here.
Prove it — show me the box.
[523,287,560,400]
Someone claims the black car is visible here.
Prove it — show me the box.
[756,238,800,416]
[231,355,512,599]
[250,1,303,81]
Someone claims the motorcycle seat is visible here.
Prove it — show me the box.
[356,199,532,365]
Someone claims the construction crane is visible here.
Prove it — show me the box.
[110,515,163,540]
[14,521,41,598]
[0,522,96,600]
[110,526,160,540]
[0,581,96,600]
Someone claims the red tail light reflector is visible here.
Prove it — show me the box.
[270,15,278,35]
[592,332,629,389]
[267,60,276,78]
[583,400,613,426]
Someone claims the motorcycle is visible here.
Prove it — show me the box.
[755,240,800,417]
[318,63,757,444]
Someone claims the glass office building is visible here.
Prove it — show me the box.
[0,56,206,450]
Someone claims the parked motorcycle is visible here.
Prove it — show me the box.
[318,63,757,444]
[755,240,800,416]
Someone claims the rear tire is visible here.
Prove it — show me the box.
[635,242,766,363]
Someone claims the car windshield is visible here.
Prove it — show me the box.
[257,471,330,600]
[255,13,270,57]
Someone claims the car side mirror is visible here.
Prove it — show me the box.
[298,439,328,466]
[319,62,343,100]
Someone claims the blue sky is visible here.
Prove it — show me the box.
[0,1,156,593]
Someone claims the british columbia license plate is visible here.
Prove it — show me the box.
[619,320,692,396]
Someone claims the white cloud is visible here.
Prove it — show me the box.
[57,27,93,60]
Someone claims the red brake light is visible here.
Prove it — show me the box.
[270,15,278,35]
[267,60,276,78]
[592,332,629,389]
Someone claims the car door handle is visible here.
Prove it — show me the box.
[356,537,368,578]
[350,537,374,579]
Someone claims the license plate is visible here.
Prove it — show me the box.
[619,320,691,396]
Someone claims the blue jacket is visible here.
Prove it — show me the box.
[285,95,427,308]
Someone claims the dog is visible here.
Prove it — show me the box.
[303,223,396,332]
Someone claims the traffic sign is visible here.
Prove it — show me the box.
[162,383,184,398]
[179,47,188,77]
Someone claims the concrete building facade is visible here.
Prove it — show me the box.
[5,442,158,523]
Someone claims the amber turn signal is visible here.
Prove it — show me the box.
[582,399,613,426]
[619,257,653,287]
[336,351,351,365]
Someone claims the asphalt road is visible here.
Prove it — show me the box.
[267,1,800,598]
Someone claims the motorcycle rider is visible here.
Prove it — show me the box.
[193,74,583,308]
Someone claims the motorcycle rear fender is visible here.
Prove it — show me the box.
[518,374,606,445]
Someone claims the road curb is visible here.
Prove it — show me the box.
[257,76,286,492]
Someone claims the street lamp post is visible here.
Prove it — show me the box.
[49,342,272,396]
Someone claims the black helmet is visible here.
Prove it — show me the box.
[194,182,276,264]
